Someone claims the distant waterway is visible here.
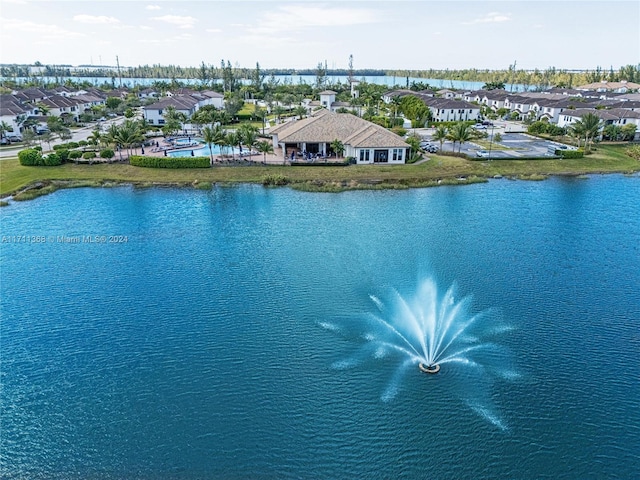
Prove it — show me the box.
[1,175,638,478]
[1,74,530,91]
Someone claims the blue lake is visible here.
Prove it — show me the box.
[1,176,639,478]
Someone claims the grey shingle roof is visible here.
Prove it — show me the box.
[273,110,409,148]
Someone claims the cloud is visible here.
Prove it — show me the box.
[140,33,194,45]
[73,14,120,25]
[250,4,380,35]
[1,18,83,39]
[462,12,511,25]
[146,5,161,10]
[152,15,197,29]
[206,28,222,33]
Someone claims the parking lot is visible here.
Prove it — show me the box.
[420,129,571,159]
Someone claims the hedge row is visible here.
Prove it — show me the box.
[557,149,584,159]
[129,155,211,168]
[18,148,62,166]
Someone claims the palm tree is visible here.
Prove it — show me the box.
[574,112,602,152]
[0,121,11,143]
[201,125,217,165]
[293,105,307,119]
[211,124,226,158]
[237,123,258,155]
[330,139,345,160]
[448,123,472,153]
[87,127,102,149]
[255,140,274,164]
[254,108,267,134]
[35,102,50,117]
[432,125,448,152]
[225,131,239,160]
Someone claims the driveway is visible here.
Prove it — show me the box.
[422,131,569,159]
[0,117,125,159]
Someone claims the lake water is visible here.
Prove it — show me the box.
[1,74,528,92]
[1,175,639,479]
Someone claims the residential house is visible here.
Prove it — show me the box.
[269,109,410,164]
[577,80,640,93]
[143,95,200,126]
[0,94,36,133]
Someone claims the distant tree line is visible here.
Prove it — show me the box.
[2,62,639,92]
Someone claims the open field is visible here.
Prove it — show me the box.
[1,144,638,200]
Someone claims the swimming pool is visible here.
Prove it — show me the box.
[168,145,241,158]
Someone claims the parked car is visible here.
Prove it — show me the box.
[7,133,23,142]
[35,126,49,135]
[476,150,490,158]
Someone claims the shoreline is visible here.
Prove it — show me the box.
[3,170,639,205]
[2,144,639,204]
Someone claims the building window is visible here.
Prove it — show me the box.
[392,149,403,161]
[158,119,165,125]
[158,109,163,115]
[359,149,370,162]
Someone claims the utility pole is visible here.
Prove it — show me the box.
[116,55,122,87]
[510,60,517,92]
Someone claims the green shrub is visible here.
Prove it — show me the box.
[56,149,70,162]
[129,155,211,168]
[69,151,82,159]
[78,140,88,146]
[262,174,289,186]
[557,149,584,159]
[53,141,80,151]
[625,144,640,160]
[18,148,43,166]
[43,153,62,166]
[100,149,115,159]
[82,151,96,159]
[391,127,407,137]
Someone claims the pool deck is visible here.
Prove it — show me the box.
[142,138,286,165]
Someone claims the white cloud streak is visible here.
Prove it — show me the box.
[462,12,511,25]
[151,15,197,29]
[73,14,120,25]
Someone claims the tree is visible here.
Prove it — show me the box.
[603,124,622,141]
[237,123,258,154]
[447,122,472,152]
[254,107,267,134]
[105,96,122,111]
[483,81,506,90]
[201,124,218,165]
[621,123,637,141]
[405,133,422,162]
[0,121,11,143]
[432,125,449,151]
[293,105,307,119]
[399,95,430,128]
[224,94,244,120]
[330,139,345,159]
[225,131,239,160]
[255,140,274,164]
[570,112,602,152]
[35,102,50,117]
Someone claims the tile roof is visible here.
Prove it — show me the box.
[272,110,409,148]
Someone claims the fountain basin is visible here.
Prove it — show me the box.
[419,362,440,374]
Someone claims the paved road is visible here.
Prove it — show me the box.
[0,117,125,159]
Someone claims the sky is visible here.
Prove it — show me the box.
[1,0,638,71]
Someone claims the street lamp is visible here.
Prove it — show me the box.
[488,124,495,160]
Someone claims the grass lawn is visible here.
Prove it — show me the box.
[1,144,638,200]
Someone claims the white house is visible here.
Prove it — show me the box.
[423,98,480,122]
[143,95,201,126]
[0,94,36,134]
